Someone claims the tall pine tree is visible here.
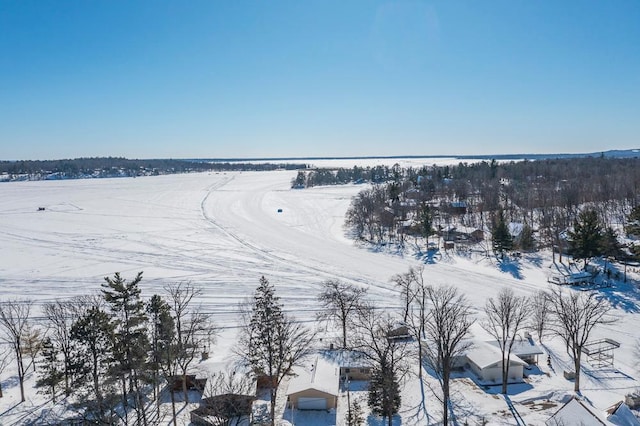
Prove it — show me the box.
[102,272,150,426]
[237,276,314,426]
[568,209,604,268]
[491,210,513,259]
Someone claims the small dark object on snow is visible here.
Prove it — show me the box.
[38,207,46,211]
[277,208,283,213]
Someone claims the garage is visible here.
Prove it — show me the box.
[297,397,328,410]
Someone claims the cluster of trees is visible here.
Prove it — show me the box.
[291,164,404,188]
[0,270,617,425]
[341,157,640,262]
[0,273,213,425]
[0,157,307,182]
[317,267,614,425]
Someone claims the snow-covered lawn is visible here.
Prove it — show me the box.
[1,169,640,425]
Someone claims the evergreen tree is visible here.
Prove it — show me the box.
[368,364,401,423]
[491,210,513,259]
[568,209,604,268]
[70,306,115,423]
[518,223,536,252]
[625,205,640,238]
[35,337,64,403]
[346,399,365,426]
[147,294,175,420]
[417,202,435,248]
[102,272,150,426]
[237,276,314,426]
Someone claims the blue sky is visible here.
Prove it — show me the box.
[1,1,639,160]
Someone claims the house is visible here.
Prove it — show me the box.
[169,374,207,392]
[470,229,485,242]
[287,355,339,410]
[546,397,607,426]
[606,401,640,426]
[191,394,255,426]
[464,342,527,384]
[333,350,372,381]
[487,333,544,365]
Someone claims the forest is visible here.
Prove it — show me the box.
[295,157,640,263]
[0,157,307,182]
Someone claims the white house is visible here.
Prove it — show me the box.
[546,397,608,426]
[287,355,339,410]
[487,334,545,365]
[464,342,527,384]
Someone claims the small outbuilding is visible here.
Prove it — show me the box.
[465,342,527,384]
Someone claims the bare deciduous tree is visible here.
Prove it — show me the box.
[352,305,410,426]
[0,345,11,398]
[483,288,529,394]
[392,266,423,324]
[317,279,367,349]
[422,285,474,426]
[547,287,615,392]
[0,299,33,402]
[531,290,551,343]
[201,369,256,426]
[44,299,77,397]
[166,281,216,405]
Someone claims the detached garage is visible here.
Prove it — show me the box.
[287,356,339,410]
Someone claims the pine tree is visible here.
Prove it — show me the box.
[102,272,150,426]
[147,294,175,420]
[491,210,513,259]
[568,209,604,268]
[367,365,401,423]
[35,337,64,403]
[518,223,536,252]
[346,399,365,426]
[70,306,115,422]
[237,276,314,426]
[625,205,640,238]
[417,202,435,249]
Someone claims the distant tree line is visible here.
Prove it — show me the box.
[0,157,307,182]
[339,157,640,262]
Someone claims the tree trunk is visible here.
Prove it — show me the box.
[170,386,178,426]
[443,373,450,425]
[182,372,189,404]
[574,348,582,392]
[270,387,277,426]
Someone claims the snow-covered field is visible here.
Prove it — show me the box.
[1,167,639,425]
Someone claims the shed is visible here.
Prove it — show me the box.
[287,356,339,410]
[546,397,607,426]
[465,342,527,384]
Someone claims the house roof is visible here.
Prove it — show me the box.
[465,341,527,370]
[287,355,340,397]
[322,349,371,369]
[606,401,640,426]
[487,336,544,358]
[546,397,608,426]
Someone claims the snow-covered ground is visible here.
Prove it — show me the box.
[1,167,639,425]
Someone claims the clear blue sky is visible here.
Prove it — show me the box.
[1,1,639,160]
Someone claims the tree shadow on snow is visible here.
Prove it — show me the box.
[367,413,402,425]
[593,279,640,314]
[497,257,524,280]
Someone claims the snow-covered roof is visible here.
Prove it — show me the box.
[465,342,527,370]
[287,354,340,397]
[321,349,371,369]
[487,336,544,358]
[546,397,607,426]
[607,401,640,426]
